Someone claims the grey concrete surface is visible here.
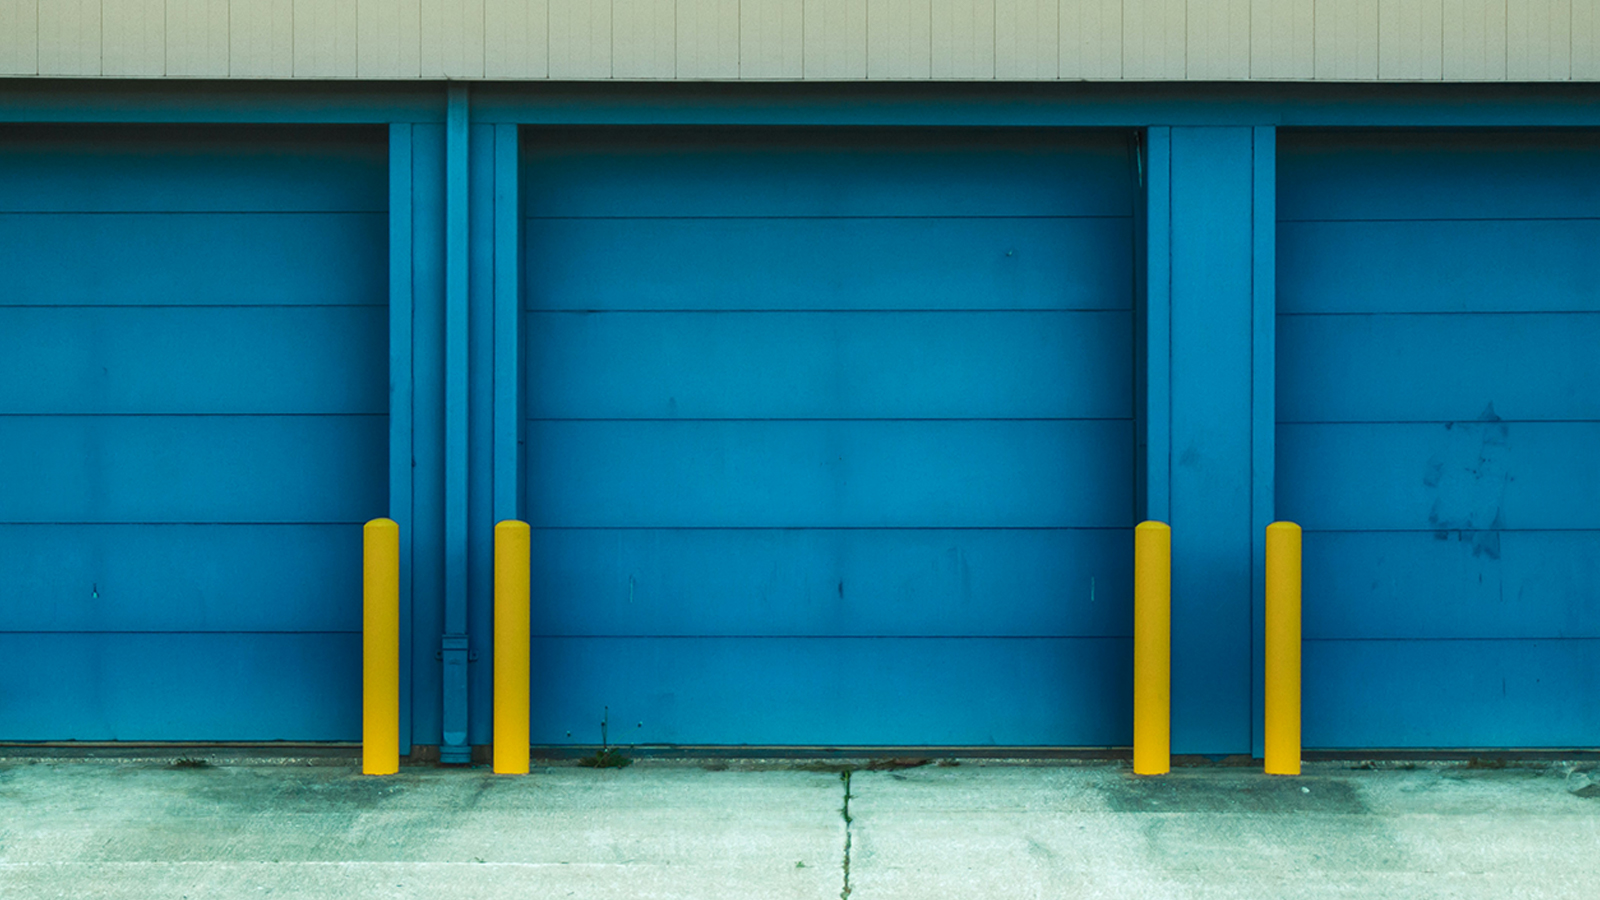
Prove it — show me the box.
[849,763,1600,900]
[0,757,1596,899]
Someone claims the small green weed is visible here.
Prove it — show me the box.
[578,748,632,769]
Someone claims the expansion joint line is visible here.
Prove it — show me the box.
[840,770,854,899]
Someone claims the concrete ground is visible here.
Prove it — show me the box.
[1,755,1597,899]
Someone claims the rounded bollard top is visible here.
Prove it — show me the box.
[494,519,531,534]
[364,517,398,532]
[1266,520,1302,535]
[1136,520,1171,532]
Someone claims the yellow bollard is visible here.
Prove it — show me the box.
[1133,521,1171,775]
[494,520,532,775]
[363,518,400,776]
[1264,521,1302,775]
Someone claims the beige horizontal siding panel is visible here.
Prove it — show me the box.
[1186,0,1248,79]
[1576,0,1599,79]
[805,0,868,77]
[549,0,611,77]
[1442,0,1507,81]
[869,0,934,78]
[614,0,674,78]
[102,0,164,76]
[360,0,423,78]
[679,0,740,78]
[995,0,1058,78]
[1250,0,1312,79]
[167,0,230,77]
[1061,0,1121,79]
[294,0,359,76]
[1508,0,1571,80]
[1379,0,1444,79]
[2,0,41,75]
[1123,0,1184,79]
[232,0,294,76]
[11,0,1600,80]
[422,0,485,77]
[933,0,995,78]
[741,0,803,76]
[1315,0,1378,79]
[485,0,550,78]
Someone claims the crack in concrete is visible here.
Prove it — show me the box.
[839,770,853,899]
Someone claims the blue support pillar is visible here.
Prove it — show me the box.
[403,119,447,752]
[440,85,472,763]
[465,118,495,749]
[1249,127,1277,760]
[466,121,520,747]
[387,124,416,756]
[465,122,522,748]
[1146,126,1275,755]
[1140,128,1172,525]
[491,125,523,532]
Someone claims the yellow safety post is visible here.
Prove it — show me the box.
[1133,521,1171,776]
[363,518,400,776]
[494,520,532,775]
[1264,521,1303,776]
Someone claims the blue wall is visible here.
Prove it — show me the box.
[4,82,1600,752]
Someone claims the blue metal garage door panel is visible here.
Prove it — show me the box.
[523,127,1136,746]
[1278,130,1600,748]
[0,126,387,741]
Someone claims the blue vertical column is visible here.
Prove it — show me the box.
[402,119,447,752]
[465,119,495,749]
[1248,128,1277,760]
[491,126,523,530]
[1145,126,1275,755]
[387,125,417,755]
[466,121,519,747]
[440,85,472,763]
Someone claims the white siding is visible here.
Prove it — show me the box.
[1315,0,1379,80]
[7,0,1600,80]
[1123,0,1185,79]
[1061,0,1121,79]
[1187,0,1249,80]
[1508,0,1572,80]
[742,0,804,77]
[549,0,611,77]
[1442,0,1507,81]
[613,0,674,79]
[1250,0,1312,79]
[293,0,358,77]
[421,0,485,78]
[805,0,868,78]
[1379,0,1445,80]
[934,0,995,79]
[102,0,165,77]
[869,0,933,79]
[678,0,739,78]
[39,0,101,77]
[358,0,422,78]
[1,0,41,75]
[1576,0,1600,80]
[231,0,293,77]
[485,0,549,78]
[167,0,229,77]
[995,0,1058,79]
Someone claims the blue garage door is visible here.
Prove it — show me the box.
[0,126,388,740]
[523,127,1137,746]
[1278,130,1600,748]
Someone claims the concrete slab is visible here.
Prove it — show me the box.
[847,762,1600,900]
[2,757,1597,899]
[0,760,847,899]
